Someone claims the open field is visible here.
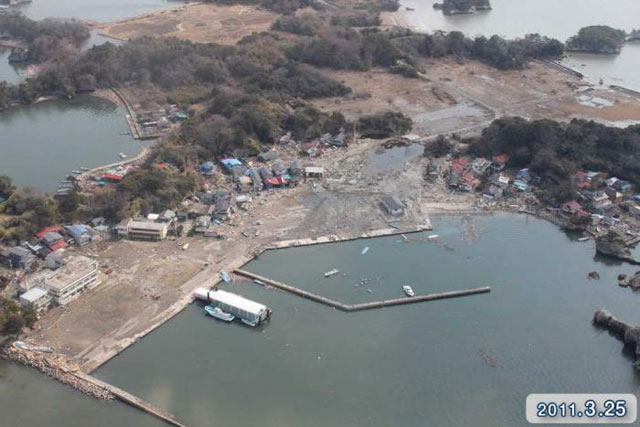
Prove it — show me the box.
[99,3,278,44]
[313,59,640,139]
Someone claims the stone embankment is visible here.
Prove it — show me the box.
[595,234,640,264]
[593,309,640,369]
[1,346,114,400]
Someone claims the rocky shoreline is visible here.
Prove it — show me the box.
[593,309,640,369]
[595,233,640,264]
[1,346,114,400]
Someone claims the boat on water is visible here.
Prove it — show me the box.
[241,318,257,327]
[204,305,235,322]
[195,288,271,327]
[254,279,266,286]
[71,170,81,175]
[402,285,415,297]
[578,236,590,242]
[220,271,232,283]
[361,246,370,255]
[428,234,439,240]
[80,167,90,171]
[119,152,127,159]
[324,269,339,278]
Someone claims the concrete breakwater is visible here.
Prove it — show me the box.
[1,346,115,400]
[593,309,640,369]
[235,269,491,312]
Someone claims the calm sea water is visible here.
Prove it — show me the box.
[10,0,175,22]
[0,358,163,426]
[0,95,151,192]
[400,0,640,91]
[95,213,640,427]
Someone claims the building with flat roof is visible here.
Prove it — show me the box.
[380,196,405,217]
[124,219,168,240]
[19,287,51,312]
[28,255,100,306]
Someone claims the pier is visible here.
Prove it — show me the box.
[234,269,490,312]
[74,372,187,427]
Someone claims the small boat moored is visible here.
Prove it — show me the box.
[402,285,415,297]
[361,246,370,255]
[577,236,590,242]
[324,269,339,278]
[220,271,231,283]
[204,305,235,322]
[119,152,127,159]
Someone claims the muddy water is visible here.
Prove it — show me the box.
[96,213,640,426]
[400,0,640,91]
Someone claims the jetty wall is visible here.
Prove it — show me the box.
[234,269,490,312]
[546,60,584,78]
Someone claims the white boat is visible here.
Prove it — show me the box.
[577,236,590,242]
[204,305,235,322]
[241,318,258,327]
[402,285,415,297]
[13,341,54,353]
[80,167,90,171]
[119,152,127,159]
[428,234,439,239]
[324,269,339,278]
[254,279,266,286]
[361,246,370,255]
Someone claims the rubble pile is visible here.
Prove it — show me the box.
[1,346,114,400]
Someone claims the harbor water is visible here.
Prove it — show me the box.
[399,0,640,91]
[0,358,163,426]
[0,95,151,192]
[95,213,640,427]
[8,0,176,22]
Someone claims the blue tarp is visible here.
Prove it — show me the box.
[220,158,242,169]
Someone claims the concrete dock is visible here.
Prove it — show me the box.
[234,269,490,312]
[74,372,186,427]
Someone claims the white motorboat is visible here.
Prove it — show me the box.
[402,285,415,297]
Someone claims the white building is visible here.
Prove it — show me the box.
[126,219,168,240]
[19,287,51,312]
[28,256,100,306]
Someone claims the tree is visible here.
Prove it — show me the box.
[424,136,453,157]
[0,175,14,197]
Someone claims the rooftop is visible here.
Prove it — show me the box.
[40,256,98,292]
[209,290,268,315]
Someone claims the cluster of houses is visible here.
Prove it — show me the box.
[199,153,324,193]
[300,132,347,157]
[137,105,188,131]
[0,222,102,271]
[428,154,537,199]
[561,172,637,226]
[114,190,239,241]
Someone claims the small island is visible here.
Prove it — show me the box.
[433,0,492,16]
[566,25,627,54]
